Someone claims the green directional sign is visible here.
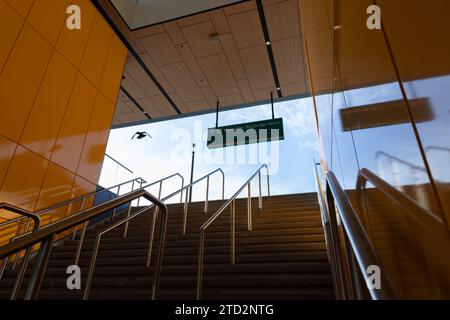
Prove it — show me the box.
[207,118,285,149]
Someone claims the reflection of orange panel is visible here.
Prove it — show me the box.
[0,24,53,142]
[0,135,17,186]
[80,14,113,87]
[56,0,97,67]
[100,35,127,102]
[20,51,77,159]
[0,1,23,71]
[27,0,71,45]
[35,162,75,224]
[51,74,97,172]
[4,0,33,18]
[0,146,48,211]
[77,93,114,184]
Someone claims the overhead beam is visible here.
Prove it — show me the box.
[256,0,282,98]
[90,0,182,115]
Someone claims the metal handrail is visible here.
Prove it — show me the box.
[0,189,168,300]
[316,163,397,299]
[7,173,184,269]
[83,168,225,299]
[0,177,146,233]
[312,161,343,300]
[0,204,41,299]
[196,164,270,299]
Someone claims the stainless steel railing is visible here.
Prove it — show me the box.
[5,173,184,270]
[83,168,225,299]
[196,164,270,299]
[0,189,168,300]
[0,204,40,299]
[313,161,397,300]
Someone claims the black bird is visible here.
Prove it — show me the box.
[131,131,152,140]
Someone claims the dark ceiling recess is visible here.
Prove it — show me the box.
[90,0,182,115]
[120,86,152,120]
[255,0,282,98]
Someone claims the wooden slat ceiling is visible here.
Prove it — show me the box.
[99,0,308,127]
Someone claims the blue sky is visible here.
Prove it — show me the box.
[100,97,320,203]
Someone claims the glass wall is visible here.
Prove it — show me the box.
[299,0,450,298]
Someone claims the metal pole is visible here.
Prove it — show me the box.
[197,230,205,300]
[271,91,275,119]
[204,176,209,214]
[24,235,55,300]
[10,246,33,299]
[215,101,219,128]
[72,197,86,240]
[146,207,158,267]
[123,203,132,238]
[258,171,262,210]
[231,200,236,265]
[247,182,252,231]
[158,181,163,199]
[189,143,196,203]
[0,258,7,280]
[111,185,121,220]
[183,187,189,235]
[222,172,225,200]
[74,221,88,266]
[137,179,143,207]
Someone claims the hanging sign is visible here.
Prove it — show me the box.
[207,118,284,149]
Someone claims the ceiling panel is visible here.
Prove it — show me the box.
[198,53,240,96]
[139,32,183,66]
[181,21,223,58]
[160,62,205,102]
[272,37,305,85]
[239,45,274,90]
[227,9,265,48]
[108,0,308,127]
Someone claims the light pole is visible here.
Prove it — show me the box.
[189,143,196,202]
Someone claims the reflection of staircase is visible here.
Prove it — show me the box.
[0,194,334,300]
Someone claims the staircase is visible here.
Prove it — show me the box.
[0,193,334,300]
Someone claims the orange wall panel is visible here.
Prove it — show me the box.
[56,0,97,68]
[0,0,127,244]
[20,50,77,158]
[0,23,53,142]
[0,0,24,72]
[80,14,113,87]
[51,73,98,172]
[0,146,49,211]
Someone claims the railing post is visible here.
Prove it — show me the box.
[222,171,225,200]
[266,167,270,196]
[137,179,144,206]
[111,185,121,220]
[123,202,132,238]
[0,258,7,280]
[24,235,55,300]
[158,181,163,199]
[204,176,209,214]
[231,200,236,265]
[183,187,189,235]
[72,197,85,240]
[180,177,184,203]
[10,246,33,299]
[151,204,168,300]
[197,230,205,300]
[146,207,158,267]
[247,182,252,231]
[258,171,262,211]
[74,221,89,266]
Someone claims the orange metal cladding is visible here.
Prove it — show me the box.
[298,0,450,298]
[0,0,127,245]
